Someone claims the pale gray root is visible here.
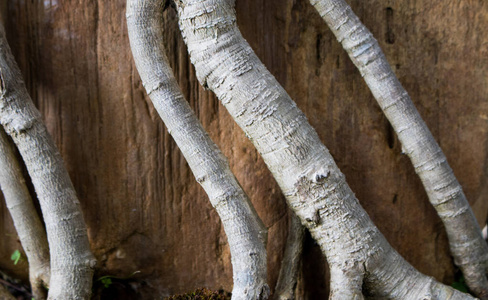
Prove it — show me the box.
[0,127,50,300]
[329,266,364,300]
[0,24,95,299]
[273,211,304,300]
[308,0,488,297]
[0,283,15,300]
[175,0,475,298]
[126,1,268,299]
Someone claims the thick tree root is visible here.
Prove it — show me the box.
[174,0,481,298]
[308,0,488,297]
[0,23,95,300]
[126,1,269,299]
[0,127,50,300]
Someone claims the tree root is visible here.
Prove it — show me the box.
[273,212,304,300]
[308,0,488,297]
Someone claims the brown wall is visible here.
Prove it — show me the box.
[1,0,487,298]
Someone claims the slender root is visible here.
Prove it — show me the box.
[461,264,488,299]
[273,211,305,300]
[31,275,49,300]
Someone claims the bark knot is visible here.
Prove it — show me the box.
[12,117,36,134]
[87,258,97,268]
[196,175,206,184]
[294,166,330,227]
[313,169,330,183]
[304,209,321,227]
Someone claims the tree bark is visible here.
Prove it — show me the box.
[273,212,304,300]
[174,0,474,298]
[126,1,268,299]
[2,1,488,298]
[0,24,95,299]
[308,0,488,297]
[0,127,50,300]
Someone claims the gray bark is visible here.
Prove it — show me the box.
[126,1,268,299]
[0,127,50,300]
[0,24,95,299]
[308,0,488,297]
[175,0,475,298]
[273,212,304,300]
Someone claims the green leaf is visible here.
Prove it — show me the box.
[101,277,112,288]
[10,250,21,265]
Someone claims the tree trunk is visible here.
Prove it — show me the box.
[0,0,487,298]
[126,0,268,298]
[0,23,95,299]
[308,0,488,296]
[174,0,472,298]
[0,126,50,300]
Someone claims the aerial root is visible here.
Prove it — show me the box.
[328,266,365,300]
[30,264,50,300]
[273,212,305,300]
[425,277,478,300]
[460,263,488,300]
[30,276,48,300]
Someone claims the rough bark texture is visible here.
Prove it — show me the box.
[174,0,475,298]
[126,0,268,299]
[0,0,487,299]
[0,127,50,300]
[309,0,488,297]
[0,23,95,299]
[273,212,304,300]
